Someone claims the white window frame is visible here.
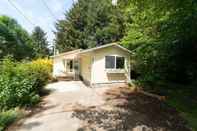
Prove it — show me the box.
[105,55,125,69]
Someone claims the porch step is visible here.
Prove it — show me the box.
[57,76,74,81]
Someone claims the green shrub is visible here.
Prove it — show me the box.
[0,57,51,110]
[0,109,22,131]
[0,75,37,110]
[23,59,52,94]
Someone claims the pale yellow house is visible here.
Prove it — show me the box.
[52,43,131,86]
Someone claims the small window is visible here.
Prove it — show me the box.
[105,56,115,69]
[116,57,125,69]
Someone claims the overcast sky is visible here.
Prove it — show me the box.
[0,0,75,45]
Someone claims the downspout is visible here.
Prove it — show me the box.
[90,52,95,87]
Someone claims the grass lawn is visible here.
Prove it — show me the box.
[145,83,197,131]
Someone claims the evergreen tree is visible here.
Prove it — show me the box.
[31,26,50,58]
[55,0,131,52]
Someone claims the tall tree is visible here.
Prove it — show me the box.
[55,0,131,52]
[0,16,35,60]
[121,0,197,84]
[31,26,50,58]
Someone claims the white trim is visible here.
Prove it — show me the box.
[105,69,125,73]
[52,43,131,58]
[79,43,132,54]
[51,49,82,58]
[128,55,131,81]
[92,81,127,85]
[115,44,132,53]
[90,54,95,85]
[105,55,125,70]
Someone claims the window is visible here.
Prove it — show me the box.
[105,56,125,69]
[116,57,125,69]
[105,56,115,69]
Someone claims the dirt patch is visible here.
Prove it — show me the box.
[72,87,191,131]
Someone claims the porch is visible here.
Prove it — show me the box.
[62,56,80,80]
[52,49,82,80]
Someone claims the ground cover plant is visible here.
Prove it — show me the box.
[0,57,52,130]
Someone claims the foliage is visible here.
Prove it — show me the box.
[55,0,131,52]
[120,1,197,129]
[25,58,53,90]
[0,16,35,60]
[121,0,197,85]
[31,26,50,58]
[0,57,52,110]
[0,16,50,60]
[0,109,22,131]
[30,58,52,72]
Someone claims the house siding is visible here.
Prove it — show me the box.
[80,54,92,85]
[91,46,130,84]
[52,44,131,85]
[53,56,65,77]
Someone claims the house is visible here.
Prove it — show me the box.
[52,43,131,86]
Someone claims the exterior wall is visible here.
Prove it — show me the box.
[52,50,81,78]
[53,56,66,77]
[91,46,130,84]
[80,54,92,85]
[53,45,131,85]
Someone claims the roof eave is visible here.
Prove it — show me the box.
[79,43,132,55]
[51,49,82,58]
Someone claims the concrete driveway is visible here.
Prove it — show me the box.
[8,81,190,131]
[9,81,106,131]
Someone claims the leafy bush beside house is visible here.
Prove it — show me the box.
[0,57,52,130]
[0,57,52,110]
[21,58,53,94]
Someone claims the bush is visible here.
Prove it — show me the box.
[0,57,52,110]
[21,58,52,94]
[0,109,22,131]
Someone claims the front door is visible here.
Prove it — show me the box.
[67,60,73,73]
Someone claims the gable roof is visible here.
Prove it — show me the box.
[51,49,82,58]
[79,43,132,54]
[52,43,131,58]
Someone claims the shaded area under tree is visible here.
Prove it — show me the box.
[72,87,191,131]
